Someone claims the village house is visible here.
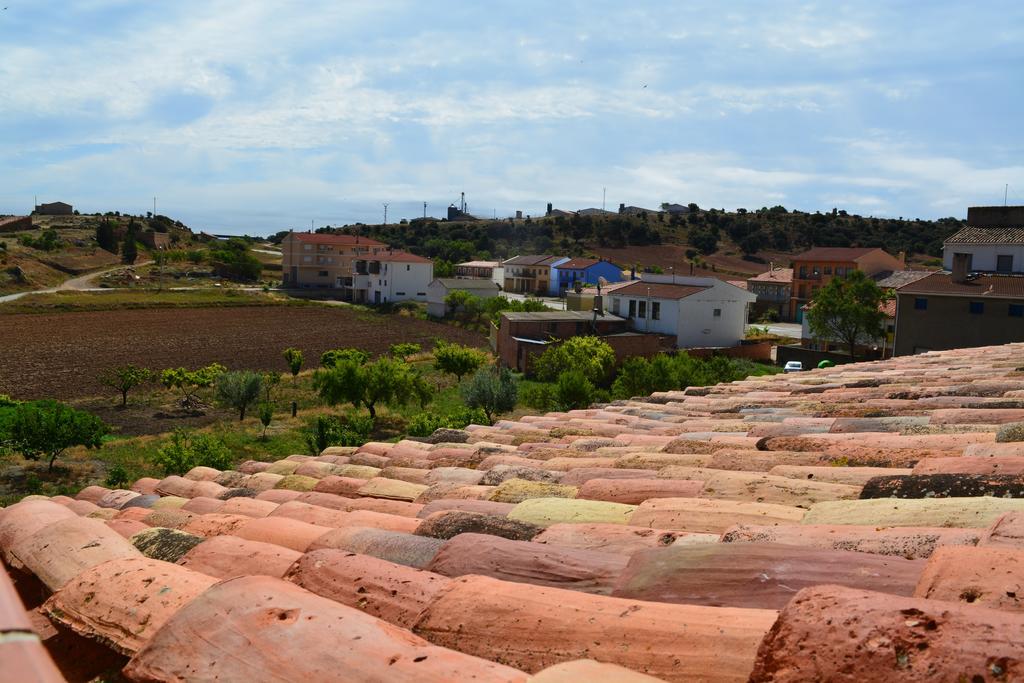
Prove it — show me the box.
[746,267,793,321]
[553,257,623,293]
[351,250,433,305]
[788,247,905,322]
[502,255,569,295]
[33,201,73,216]
[280,232,388,293]
[454,260,504,286]
[426,277,500,318]
[942,206,1024,273]
[605,275,756,348]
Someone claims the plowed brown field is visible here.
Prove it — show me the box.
[0,306,485,400]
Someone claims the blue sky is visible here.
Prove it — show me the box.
[1,1,1022,235]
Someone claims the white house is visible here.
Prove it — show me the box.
[943,226,1024,274]
[605,275,756,348]
[426,277,501,317]
[352,250,433,305]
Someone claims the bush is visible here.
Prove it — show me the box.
[303,414,373,454]
[389,342,421,359]
[433,341,487,380]
[555,370,596,410]
[533,336,616,386]
[320,348,370,368]
[105,464,131,488]
[6,400,108,471]
[406,408,490,436]
[461,366,518,422]
[154,429,233,475]
[215,370,264,421]
[520,382,559,412]
[996,422,1024,443]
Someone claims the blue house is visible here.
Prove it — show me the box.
[554,257,624,292]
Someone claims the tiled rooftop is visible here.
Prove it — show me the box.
[945,226,1024,245]
[900,272,1024,297]
[4,342,1024,681]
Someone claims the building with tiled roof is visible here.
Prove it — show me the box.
[747,267,794,321]
[894,272,1024,355]
[553,258,624,293]
[502,255,570,296]
[942,206,1024,274]
[6,342,1024,680]
[281,231,389,292]
[351,250,434,305]
[789,247,905,322]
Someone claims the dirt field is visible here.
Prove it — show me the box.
[0,306,486,400]
[591,244,773,279]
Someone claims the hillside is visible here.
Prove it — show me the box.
[294,205,962,279]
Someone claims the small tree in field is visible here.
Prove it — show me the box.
[283,347,304,378]
[806,270,888,360]
[461,366,518,423]
[389,342,421,360]
[160,363,226,409]
[215,370,264,421]
[258,402,273,439]
[313,357,415,420]
[433,341,487,381]
[8,400,108,471]
[320,348,370,368]
[98,365,153,407]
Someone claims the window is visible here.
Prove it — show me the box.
[969,301,984,315]
[304,244,312,251]
[628,300,636,318]
[396,291,406,296]
[406,264,411,271]
[1010,304,1024,317]
[997,255,1013,273]
[638,301,647,318]
[303,256,312,263]
[611,298,620,315]
[824,266,832,275]
[799,266,807,278]
[812,265,820,276]
[416,292,426,296]
[318,270,328,277]
[914,297,928,310]
[835,267,845,277]
[652,302,661,320]
[713,308,721,317]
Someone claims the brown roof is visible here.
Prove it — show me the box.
[7,342,1024,679]
[503,255,565,266]
[944,226,1024,245]
[748,268,794,284]
[292,232,386,247]
[377,250,432,264]
[875,270,933,289]
[610,280,708,300]
[727,280,748,290]
[898,272,1024,297]
[792,247,883,262]
[554,258,601,270]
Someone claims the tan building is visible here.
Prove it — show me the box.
[281,231,387,293]
[789,247,904,322]
[502,255,569,295]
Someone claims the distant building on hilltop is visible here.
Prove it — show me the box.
[34,201,73,216]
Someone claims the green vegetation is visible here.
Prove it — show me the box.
[433,340,487,380]
[19,228,62,252]
[320,348,370,368]
[3,400,108,471]
[389,342,421,359]
[406,408,489,437]
[0,289,305,315]
[283,347,304,377]
[160,363,226,409]
[303,414,373,453]
[154,428,233,475]
[215,370,265,421]
[461,366,518,422]
[313,353,427,420]
[209,238,263,281]
[806,270,889,360]
[533,336,617,385]
[97,365,154,407]
[555,370,597,410]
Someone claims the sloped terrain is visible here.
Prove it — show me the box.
[3,343,1024,681]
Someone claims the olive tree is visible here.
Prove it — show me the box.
[98,364,153,407]
[215,370,264,421]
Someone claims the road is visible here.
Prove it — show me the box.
[0,261,154,304]
[748,321,802,338]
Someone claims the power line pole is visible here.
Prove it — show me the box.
[153,197,156,217]
[423,202,427,219]
[383,203,389,225]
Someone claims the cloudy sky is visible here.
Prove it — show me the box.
[2,1,1022,235]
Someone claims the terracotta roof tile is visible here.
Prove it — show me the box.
[609,281,708,300]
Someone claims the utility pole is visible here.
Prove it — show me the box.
[383,203,389,225]
[602,187,606,212]
[153,197,156,217]
[423,202,427,219]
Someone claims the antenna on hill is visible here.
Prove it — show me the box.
[153,196,156,217]
[602,187,606,212]
[383,203,389,225]
[423,202,427,219]
[1006,184,1009,207]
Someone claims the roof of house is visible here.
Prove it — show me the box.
[748,268,794,284]
[456,260,500,268]
[291,232,386,247]
[576,208,616,216]
[898,272,1024,297]
[609,280,709,300]
[431,278,500,290]
[726,280,748,290]
[791,247,886,262]
[944,226,1024,245]
[874,270,934,289]
[502,310,626,322]
[503,255,565,267]
[5,342,1024,680]
[554,258,603,270]
[376,250,432,264]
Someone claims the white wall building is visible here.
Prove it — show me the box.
[426,277,501,317]
[605,275,756,348]
[942,227,1024,273]
[352,251,433,305]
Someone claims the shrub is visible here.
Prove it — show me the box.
[389,342,421,359]
[996,422,1024,443]
[520,383,559,412]
[555,370,596,410]
[303,414,372,454]
[533,336,616,386]
[461,366,518,422]
[320,348,370,368]
[258,403,273,439]
[283,347,304,377]
[154,429,233,475]
[406,407,490,436]
[105,464,131,488]
[215,370,264,421]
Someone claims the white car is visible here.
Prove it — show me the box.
[783,361,804,373]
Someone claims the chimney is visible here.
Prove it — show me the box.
[951,252,970,284]
[897,251,906,268]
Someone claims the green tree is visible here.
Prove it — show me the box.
[555,370,596,410]
[7,400,108,471]
[215,370,264,421]
[461,366,518,422]
[95,220,118,253]
[434,259,455,278]
[611,356,657,399]
[154,429,233,475]
[97,364,153,407]
[160,363,226,409]
[258,402,273,439]
[433,341,487,381]
[533,336,616,386]
[806,270,888,360]
[282,347,304,378]
[121,221,139,265]
[389,342,421,359]
[313,357,416,420]
[320,347,370,368]
[303,414,372,454]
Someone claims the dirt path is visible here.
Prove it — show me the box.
[0,261,153,303]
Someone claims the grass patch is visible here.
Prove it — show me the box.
[0,288,309,314]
